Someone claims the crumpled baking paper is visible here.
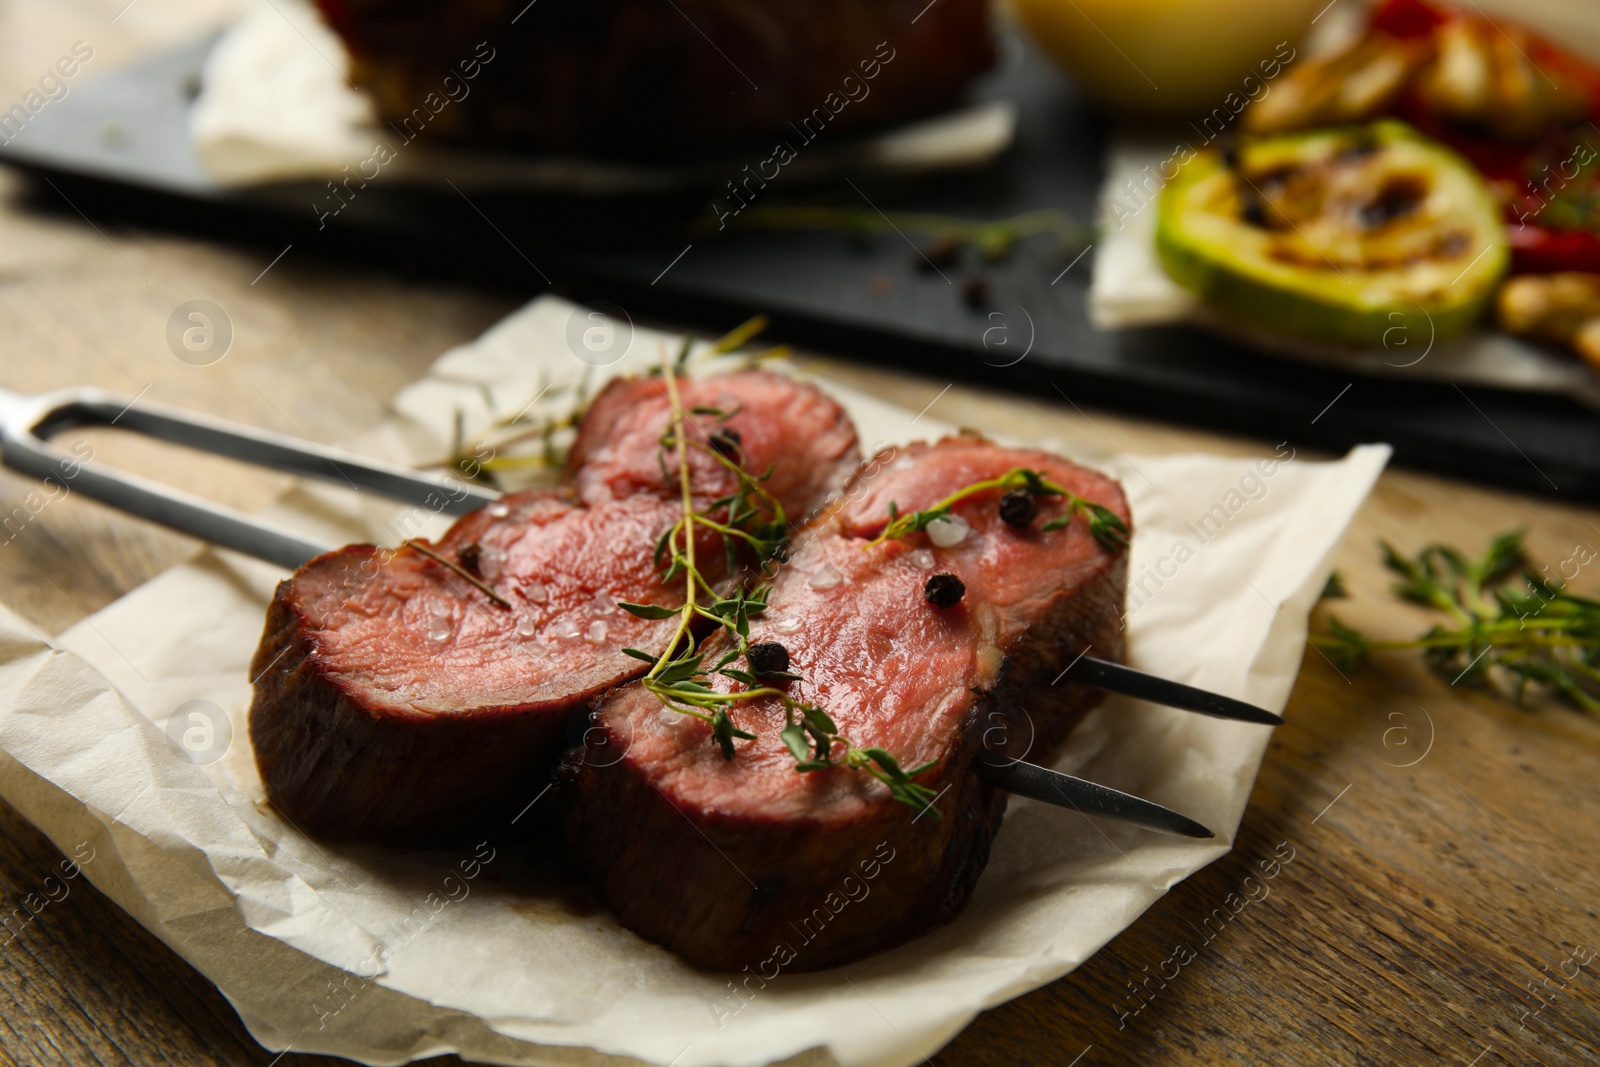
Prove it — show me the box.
[0,295,1388,1067]
[189,0,1016,191]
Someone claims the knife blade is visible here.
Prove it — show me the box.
[977,757,1215,838]
[1066,655,1284,726]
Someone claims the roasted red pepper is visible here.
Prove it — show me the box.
[1366,0,1600,274]
[1369,0,1452,39]
[1508,228,1600,274]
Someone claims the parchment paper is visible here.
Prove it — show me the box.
[189,0,1016,191]
[0,295,1388,1067]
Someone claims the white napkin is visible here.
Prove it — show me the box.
[0,295,1388,1066]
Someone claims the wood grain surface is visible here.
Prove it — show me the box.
[0,3,1598,1065]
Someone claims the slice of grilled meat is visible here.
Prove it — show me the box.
[559,437,1130,970]
[313,0,996,159]
[248,371,858,841]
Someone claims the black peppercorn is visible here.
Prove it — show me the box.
[962,277,989,310]
[1220,137,1240,171]
[747,641,791,675]
[709,427,742,459]
[924,572,966,608]
[457,542,482,576]
[1240,193,1268,228]
[998,489,1038,528]
[918,235,961,271]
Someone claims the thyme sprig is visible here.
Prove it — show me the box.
[648,314,792,379]
[400,539,511,608]
[420,374,593,489]
[867,467,1130,552]
[1526,149,1599,234]
[620,340,940,816]
[1312,531,1600,715]
[423,316,787,490]
[625,641,940,812]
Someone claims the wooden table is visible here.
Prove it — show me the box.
[2,3,1598,1064]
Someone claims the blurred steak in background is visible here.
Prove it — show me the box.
[314,0,996,159]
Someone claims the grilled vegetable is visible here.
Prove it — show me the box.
[1496,272,1600,368]
[1511,228,1600,276]
[1415,16,1592,141]
[1506,140,1600,274]
[1156,121,1508,346]
[1242,33,1430,136]
[1244,0,1600,142]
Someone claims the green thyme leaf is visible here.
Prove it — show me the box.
[1312,615,1370,674]
[620,601,679,620]
[889,780,942,818]
[1017,468,1061,497]
[799,703,838,736]
[657,654,706,684]
[1087,504,1131,550]
[1320,571,1348,600]
[862,748,904,777]
[805,721,832,763]
[780,722,810,763]
[1478,529,1528,587]
[711,709,756,760]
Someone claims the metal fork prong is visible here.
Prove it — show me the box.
[1,387,488,570]
[27,388,498,513]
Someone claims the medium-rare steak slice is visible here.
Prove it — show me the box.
[559,437,1130,970]
[249,371,858,841]
[568,371,860,516]
[314,0,995,159]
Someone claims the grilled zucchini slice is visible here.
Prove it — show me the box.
[1157,121,1508,347]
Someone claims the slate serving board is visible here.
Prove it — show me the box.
[2,31,1596,500]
